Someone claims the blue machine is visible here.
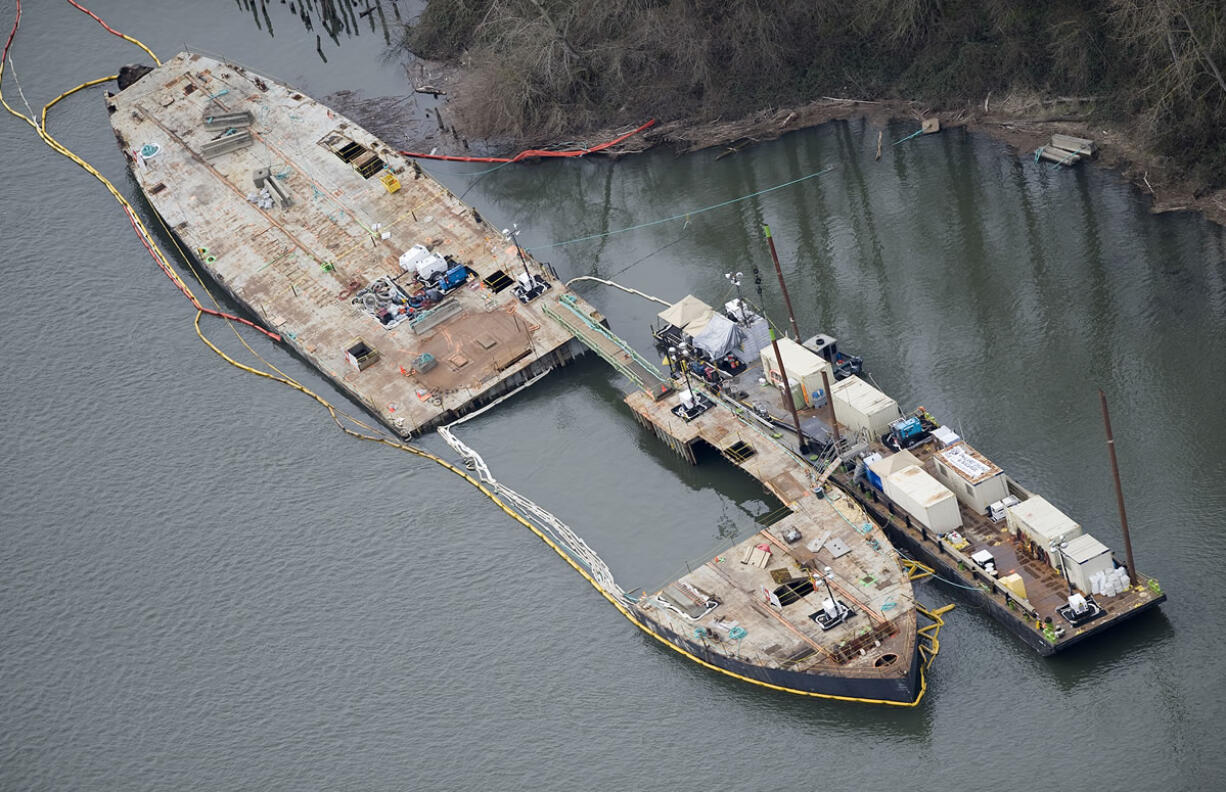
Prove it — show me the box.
[889,416,924,447]
[437,265,469,292]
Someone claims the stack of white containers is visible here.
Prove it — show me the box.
[1090,566,1131,597]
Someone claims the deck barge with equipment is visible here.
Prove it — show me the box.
[642,292,1166,656]
[107,53,591,437]
[107,53,1161,707]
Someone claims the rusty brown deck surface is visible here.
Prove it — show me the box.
[108,52,593,436]
[625,389,918,682]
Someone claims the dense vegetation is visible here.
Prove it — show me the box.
[404,0,1226,187]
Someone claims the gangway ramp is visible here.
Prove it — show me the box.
[542,295,673,400]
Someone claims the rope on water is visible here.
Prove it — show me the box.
[893,128,924,146]
[527,166,835,251]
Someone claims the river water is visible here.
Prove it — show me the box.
[2,2,1225,790]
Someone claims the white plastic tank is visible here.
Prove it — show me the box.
[398,243,430,272]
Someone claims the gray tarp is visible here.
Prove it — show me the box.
[691,313,745,359]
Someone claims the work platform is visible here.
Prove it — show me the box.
[831,440,1166,654]
[108,53,594,436]
[624,386,922,700]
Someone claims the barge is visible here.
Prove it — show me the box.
[107,53,1162,704]
[643,292,1166,655]
[107,53,594,438]
[109,53,936,705]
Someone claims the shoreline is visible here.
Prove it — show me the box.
[333,60,1226,229]
[567,98,1226,229]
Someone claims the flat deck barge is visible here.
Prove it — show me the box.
[830,439,1166,655]
[109,54,929,705]
[642,294,1165,656]
[107,53,593,436]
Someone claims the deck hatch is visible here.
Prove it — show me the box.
[724,440,755,462]
[336,141,365,162]
[482,270,514,294]
[353,153,385,179]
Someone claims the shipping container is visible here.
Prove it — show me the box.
[882,465,962,532]
[830,376,901,436]
[1061,533,1114,594]
[759,337,833,408]
[866,449,920,492]
[1006,495,1082,564]
[931,442,1010,514]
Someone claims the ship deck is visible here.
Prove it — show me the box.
[107,52,592,436]
[848,437,1164,649]
[625,389,919,688]
[713,357,1163,651]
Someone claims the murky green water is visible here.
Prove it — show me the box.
[3,2,1225,789]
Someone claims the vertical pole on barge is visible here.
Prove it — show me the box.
[1099,389,1138,586]
[762,224,802,341]
[507,223,532,282]
[768,328,809,454]
[821,368,841,451]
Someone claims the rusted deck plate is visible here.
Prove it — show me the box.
[626,389,814,504]
[109,53,595,435]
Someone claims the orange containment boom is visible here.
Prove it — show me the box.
[398,119,656,164]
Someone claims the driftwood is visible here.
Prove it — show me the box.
[820,96,888,104]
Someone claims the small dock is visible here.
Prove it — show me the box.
[108,53,595,437]
[1035,133,1097,167]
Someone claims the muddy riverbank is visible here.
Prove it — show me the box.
[357,59,1225,228]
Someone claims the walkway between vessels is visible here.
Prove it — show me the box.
[541,294,673,399]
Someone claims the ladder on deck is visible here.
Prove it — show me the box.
[812,457,843,490]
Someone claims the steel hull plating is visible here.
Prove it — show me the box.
[636,613,922,704]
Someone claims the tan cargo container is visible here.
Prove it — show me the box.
[1061,534,1114,594]
[830,376,900,436]
[759,337,833,408]
[882,465,962,532]
[932,442,1010,514]
[1006,495,1082,569]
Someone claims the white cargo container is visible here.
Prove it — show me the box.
[931,425,961,447]
[932,442,1010,514]
[759,337,833,408]
[1061,534,1114,594]
[883,465,962,532]
[866,449,920,491]
[1006,495,1082,568]
[830,376,900,436]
